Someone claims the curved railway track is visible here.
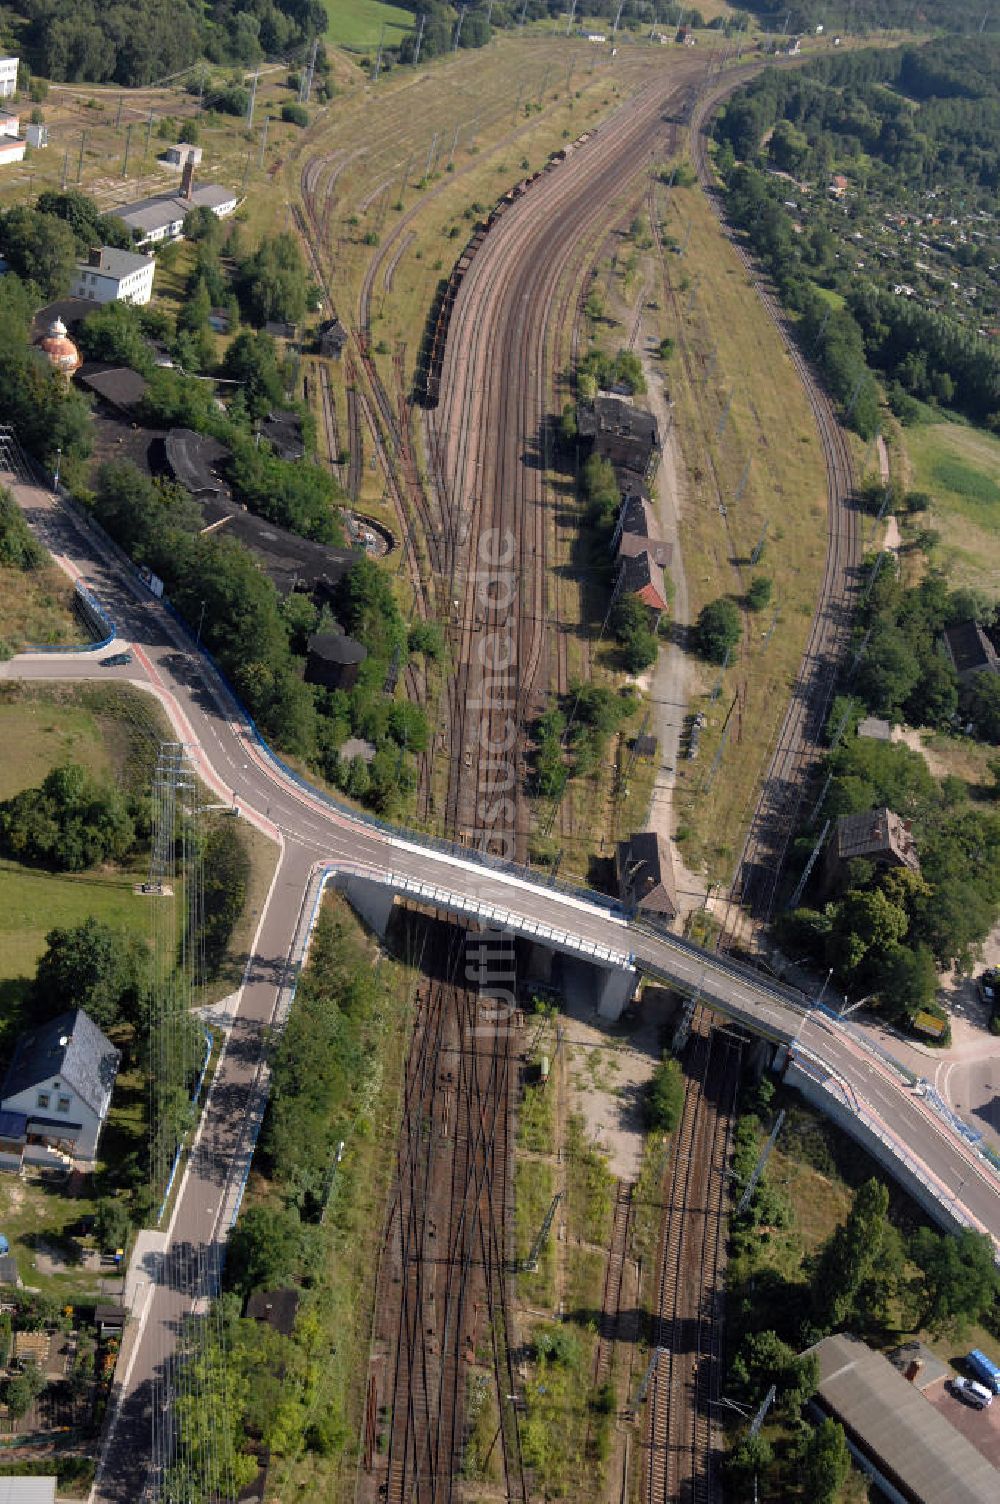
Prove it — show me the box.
[687,69,861,927]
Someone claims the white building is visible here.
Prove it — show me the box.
[71,245,156,305]
[0,108,17,137]
[0,137,25,166]
[116,182,238,246]
[0,56,17,99]
[162,142,203,168]
[25,121,47,149]
[0,1008,119,1166]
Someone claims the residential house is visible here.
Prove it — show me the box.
[578,394,661,484]
[0,1008,120,1165]
[70,246,155,307]
[616,831,678,922]
[0,57,17,99]
[824,807,919,891]
[941,620,999,683]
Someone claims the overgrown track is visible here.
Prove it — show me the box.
[687,68,861,925]
[370,917,525,1504]
[431,64,708,860]
[644,1013,741,1504]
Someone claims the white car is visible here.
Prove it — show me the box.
[951,1376,993,1410]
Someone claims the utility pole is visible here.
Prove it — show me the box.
[750,519,769,566]
[246,68,259,129]
[518,0,529,26]
[121,123,133,178]
[413,13,426,65]
[115,96,123,131]
[613,0,625,33]
[372,25,386,83]
[453,5,466,49]
[300,37,319,104]
[513,82,523,123]
[424,130,438,180]
[76,131,86,184]
[145,107,155,163]
[60,148,68,190]
[447,121,461,169]
[566,0,578,36]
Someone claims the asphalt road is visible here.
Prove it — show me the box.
[5,476,1000,1500]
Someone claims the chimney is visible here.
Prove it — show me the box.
[904,1359,923,1384]
[88,247,102,267]
[180,151,196,202]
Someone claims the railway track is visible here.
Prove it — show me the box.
[369,916,525,1504]
[431,66,708,860]
[644,1013,742,1504]
[594,1179,634,1389]
[686,68,861,927]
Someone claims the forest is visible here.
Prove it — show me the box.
[12,0,327,86]
[715,37,1000,432]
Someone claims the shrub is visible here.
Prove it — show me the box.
[281,103,309,127]
[695,597,741,663]
[747,575,773,611]
[647,1054,684,1132]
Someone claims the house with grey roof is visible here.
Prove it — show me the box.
[941,620,1000,684]
[824,806,920,892]
[70,245,155,307]
[0,1008,120,1165]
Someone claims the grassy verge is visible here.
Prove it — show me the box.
[650,169,829,880]
[514,1157,557,1310]
[0,560,84,652]
[903,417,1000,593]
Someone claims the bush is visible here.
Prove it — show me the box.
[0,485,44,569]
[281,102,309,127]
[647,1054,684,1132]
[747,575,773,611]
[695,597,741,663]
[0,764,137,872]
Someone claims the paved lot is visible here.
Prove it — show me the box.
[925,1375,1000,1468]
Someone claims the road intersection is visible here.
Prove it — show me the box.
[3,473,999,1498]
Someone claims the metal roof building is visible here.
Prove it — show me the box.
[807,1333,1000,1504]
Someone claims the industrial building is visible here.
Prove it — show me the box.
[115,155,237,245]
[807,1333,1000,1504]
[70,245,156,306]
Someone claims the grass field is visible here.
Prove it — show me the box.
[904,418,1000,592]
[324,0,414,50]
[648,169,829,880]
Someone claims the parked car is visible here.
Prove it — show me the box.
[100,651,133,668]
[951,1375,993,1409]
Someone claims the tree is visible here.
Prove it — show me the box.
[225,1204,307,1297]
[746,575,773,611]
[966,670,1000,744]
[0,485,45,569]
[695,598,741,664]
[827,887,909,977]
[0,208,78,298]
[4,1363,43,1420]
[33,917,148,1030]
[200,822,250,975]
[911,1226,1000,1332]
[813,1178,903,1332]
[611,591,659,672]
[647,1055,684,1132]
[799,1419,850,1504]
[236,233,312,327]
[220,330,284,417]
[94,1196,131,1253]
[0,763,137,873]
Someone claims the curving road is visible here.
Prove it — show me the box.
[5,469,999,1499]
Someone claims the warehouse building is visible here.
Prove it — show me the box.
[807,1333,1000,1504]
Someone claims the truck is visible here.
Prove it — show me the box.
[966,1348,1000,1396]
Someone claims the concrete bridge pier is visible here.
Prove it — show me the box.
[595,960,639,1020]
[341,873,397,939]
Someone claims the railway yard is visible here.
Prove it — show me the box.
[286,36,864,1504]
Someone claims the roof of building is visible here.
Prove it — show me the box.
[578,394,660,449]
[245,1287,300,1337]
[307,631,367,665]
[942,620,999,677]
[339,737,376,764]
[164,427,231,500]
[77,363,149,412]
[319,316,348,345]
[619,493,659,539]
[616,830,678,917]
[0,1008,119,1118]
[261,410,305,461]
[857,716,892,741]
[617,530,672,567]
[116,183,237,235]
[263,320,296,341]
[808,1333,1000,1504]
[619,549,670,612]
[78,246,152,281]
[95,1304,127,1327]
[832,806,920,871]
[0,1481,57,1504]
[214,511,361,596]
[632,733,659,759]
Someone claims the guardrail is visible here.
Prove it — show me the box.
[25,579,115,654]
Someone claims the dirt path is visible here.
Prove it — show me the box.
[636,338,707,918]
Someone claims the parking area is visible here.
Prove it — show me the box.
[924,1376,1000,1468]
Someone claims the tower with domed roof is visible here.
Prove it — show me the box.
[38,317,81,382]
